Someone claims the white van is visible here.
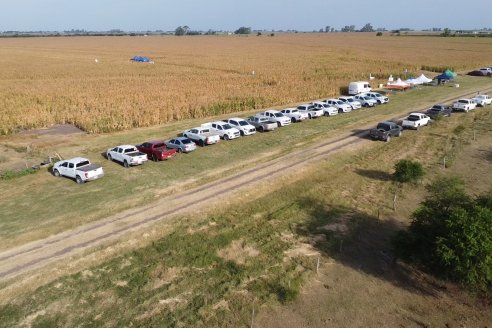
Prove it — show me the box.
[348,81,372,95]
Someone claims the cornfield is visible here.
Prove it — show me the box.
[1,33,491,134]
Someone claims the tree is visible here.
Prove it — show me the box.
[393,177,492,293]
[393,159,425,183]
[325,26,331,33]
[341,25,356,32]
[234,27,251,35]
[174,25,190,36]
[360,23,374,32]
[441,28,451,37]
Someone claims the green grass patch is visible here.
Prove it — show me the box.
[0,167,38,181]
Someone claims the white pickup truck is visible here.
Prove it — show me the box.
[106,145,148,168]
[280,108,309,122]
[312,102,338,116]
[53,157,104,184]
[225,118,257,136]
[183,127,221,146]
[296,104,324,119]
[452,99,477,112]
[202,121,241,140]
[257,110,291,127]
[472,94,492,107]
[324,99,352,113]
[401,113,431,130]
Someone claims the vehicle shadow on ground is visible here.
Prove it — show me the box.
[355,169,393,181]
[350,129,372,140]
[294,196,446,297]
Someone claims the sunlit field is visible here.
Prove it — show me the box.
[1,33,491,134]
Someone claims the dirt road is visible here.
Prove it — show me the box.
[1,86,491,282]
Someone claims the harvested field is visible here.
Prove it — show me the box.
[1,33,492,134]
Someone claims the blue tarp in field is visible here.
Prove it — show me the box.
[130,56,152,63]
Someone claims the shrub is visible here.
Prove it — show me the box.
[376,32,383,36]
[393,159,425,183]
[393,177,492,293]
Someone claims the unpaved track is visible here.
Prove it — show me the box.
[1,86,491,282]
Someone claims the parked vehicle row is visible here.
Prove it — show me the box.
[52,91,391,183]
[370,93,492,142]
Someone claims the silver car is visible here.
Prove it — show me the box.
[246,116,278,132]
[165,137,197,153]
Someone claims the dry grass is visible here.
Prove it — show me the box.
[1,34,492,134]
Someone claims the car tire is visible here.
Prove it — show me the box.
[338,109,343,114]
[397,130,402,137]
[224,134,230,141]
[277,122,282,128]
[54,169,61,177]
[107,154,112,161]
[178,148,183,153]
[291,117,296,123]
[385,135,391,142]
[199,139,205,147]
[259,126,264,133]
[152,154,158,162]
[324,112,329,117]
[240,130,244,136]
[76,176,84,184]
[364,103,369,108]
[124,160,129,168]
[308,114,312,119]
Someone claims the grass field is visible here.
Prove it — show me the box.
[1,91,491,327]
[1,76,492,251]
[1,34,492,134]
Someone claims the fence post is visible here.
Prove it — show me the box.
[250,306,255,328]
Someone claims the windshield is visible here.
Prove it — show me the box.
[274,113,283,117]
[223,124,233,129]
[76,161,90,168]
[239,121,248,126]
[181,139,192,144]
[154,143,166,148]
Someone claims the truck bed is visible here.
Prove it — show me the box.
[78,164,102,172]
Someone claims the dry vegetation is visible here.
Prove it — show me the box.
[1,33,492,134]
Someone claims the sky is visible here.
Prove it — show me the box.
[1,0,491,32]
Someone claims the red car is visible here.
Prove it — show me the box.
[136,141,177,161]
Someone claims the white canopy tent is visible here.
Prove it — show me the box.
[405,74,433,85]
[387,78,410,89]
